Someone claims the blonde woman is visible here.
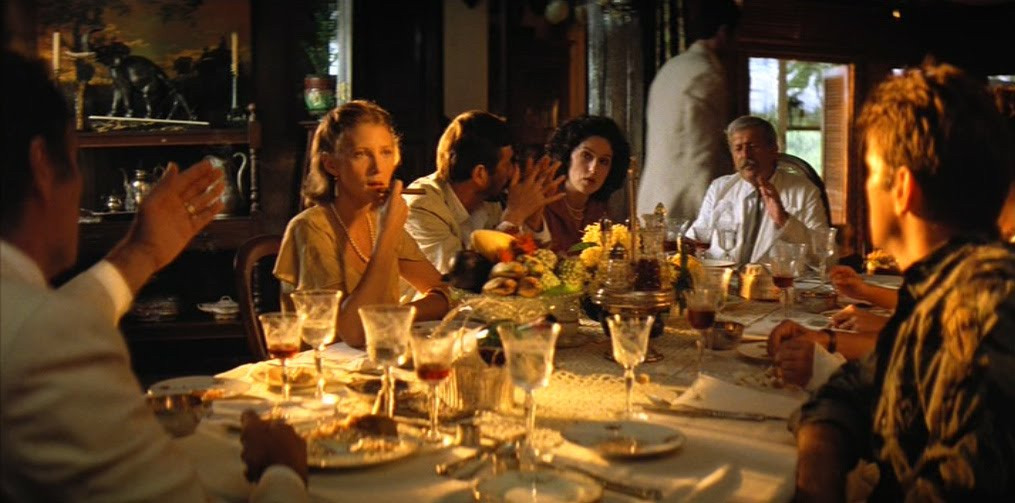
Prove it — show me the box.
[274,101,449,348]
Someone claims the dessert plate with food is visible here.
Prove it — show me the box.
[304,415,419,469]
[148,375,250,400]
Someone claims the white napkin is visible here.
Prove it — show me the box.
[673,374,807,419]
[667,464,741,503]
[807,343,846,391]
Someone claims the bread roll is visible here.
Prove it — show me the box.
[482,277,517,296]
[490,261,526,279]
[516,276,542,298]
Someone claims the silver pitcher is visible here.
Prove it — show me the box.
[203,153,248,217]
[122,167,163,211]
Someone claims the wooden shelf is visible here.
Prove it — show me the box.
[78,216,263,255]
[77,128,251,148]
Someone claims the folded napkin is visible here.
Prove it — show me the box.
[673,374,807,419]
[808,343,846,391]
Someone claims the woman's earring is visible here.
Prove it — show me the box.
[333,176,340,197]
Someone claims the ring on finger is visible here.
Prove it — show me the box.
[184,202,198,217]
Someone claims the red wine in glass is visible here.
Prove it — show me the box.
[694,240,711,255]
[268,344,299,360]
[687,308,716,330]
[416,362,452,383]
[773,275,795,289]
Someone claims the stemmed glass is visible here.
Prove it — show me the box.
[606,313,654,420]
[258,312,302,413]
[770,243,802,318]
[496,320,561,467]
[359,305,415,418]
[291,289,342,400]
[683,288,720,377]
[409,324,459,445]
[688,225,713,259]
[810,227,838,285]
[665,218,691,254]
[716,226,738,262]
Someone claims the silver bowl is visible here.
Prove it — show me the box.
[704,321,744,350]
[146,393,209,438]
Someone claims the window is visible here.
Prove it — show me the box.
[749,57,852,224]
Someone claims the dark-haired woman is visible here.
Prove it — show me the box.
[543,115,630,254]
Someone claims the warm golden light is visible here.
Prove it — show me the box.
[892,9,902,19]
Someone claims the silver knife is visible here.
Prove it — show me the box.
[644,405,785,422]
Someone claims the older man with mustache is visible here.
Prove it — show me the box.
[687,115,829,264]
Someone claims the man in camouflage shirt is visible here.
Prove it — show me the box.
[789,62,1015,501]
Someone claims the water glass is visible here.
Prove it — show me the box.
[497,320,561,467]
[359,305,415,418]
[717,226,738,262]
[291,289,342,399]
[810,227,838,284]
[606,313,654,420]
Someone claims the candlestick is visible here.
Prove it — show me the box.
[52,32,60,76]
[230,32,238,74]
[627,156,640,264]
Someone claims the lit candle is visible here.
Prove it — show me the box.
[230,32,238,74]
[52,32,60,76]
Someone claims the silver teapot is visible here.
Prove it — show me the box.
[121,166,164,211]
[203,153,248,217]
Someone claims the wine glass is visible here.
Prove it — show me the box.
[496,320,561,467]
[290,289,342,399]
[770,243,802,318]
[716,225,738,263]
[665,218,691,254]
[683,288,720,378]
[810,227,838,285]
[688,224,713,259]
[606,313,654,420]
[258,312,302,414]
[409,324,459,445]
[359,305,416,418]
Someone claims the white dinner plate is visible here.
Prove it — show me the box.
[307,435,418,469]
[561,420,686,459]
[474,469,603,503]
[148,376,250,399]
[701,258,736,268]
[736,341,772,363]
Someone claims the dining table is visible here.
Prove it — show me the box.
[165,286,864,503]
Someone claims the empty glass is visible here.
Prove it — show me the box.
[497,320,561,466]
[359,305,416,418]
[683,288,721,377]
[810,227,838,284]
[688,225,713,258]
[258,312,302,413]
[716,226,738,262]
[291,289,342,399]
[606,313,654,420]
[409,324,459,444]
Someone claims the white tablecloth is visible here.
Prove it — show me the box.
[176,306,813,503]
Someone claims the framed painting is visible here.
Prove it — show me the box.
[35,0,253,128]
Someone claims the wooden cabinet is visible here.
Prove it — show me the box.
[73,110,264,375]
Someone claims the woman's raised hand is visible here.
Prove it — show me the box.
[378,179,408,243]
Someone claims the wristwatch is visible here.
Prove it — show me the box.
[822,328,838,354]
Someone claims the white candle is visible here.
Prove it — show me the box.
[230,32,238,74]
[52,32,60,76]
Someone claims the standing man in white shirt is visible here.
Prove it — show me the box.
[405,110,564,274]
[689,115,829,263]
[0,50,307,502]
[638,0,741,221]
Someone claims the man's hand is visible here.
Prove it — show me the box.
[757,177,789,228]
[106,160,225,294]
[830,305,888,334]
[767,319,821,356]
[240,410,308,486]
[829,265,865,299]
[795,423,850,503]
[502,155,564,229]
[773,337,816,387]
